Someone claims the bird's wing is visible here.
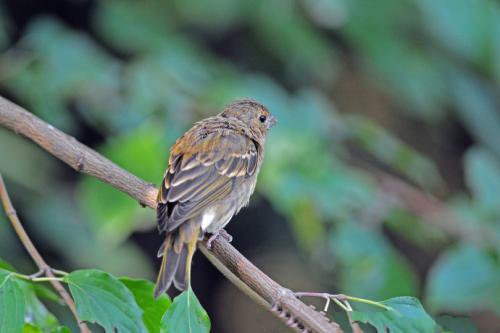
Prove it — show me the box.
[157,128,259,233]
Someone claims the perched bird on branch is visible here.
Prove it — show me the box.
[154,99,276,297]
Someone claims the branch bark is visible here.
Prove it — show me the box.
[0,95,342,332]
[0,174,91,333]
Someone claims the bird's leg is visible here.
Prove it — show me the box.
[218,229,233,242]
[206,229,233,249]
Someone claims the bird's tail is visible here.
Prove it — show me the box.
[154,222,199,298]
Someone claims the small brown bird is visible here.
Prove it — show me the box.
[154,99,276,297]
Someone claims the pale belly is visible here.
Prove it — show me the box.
[200,177,256,234]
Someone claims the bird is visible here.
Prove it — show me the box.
[154,98,276,297]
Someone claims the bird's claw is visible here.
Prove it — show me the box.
[206,229,233,249]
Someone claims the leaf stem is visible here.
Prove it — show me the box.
[294,292,392,313]
[33,277,64,282]
[341,295,391,311]
[14,273,64,283]
[332,298,349,312]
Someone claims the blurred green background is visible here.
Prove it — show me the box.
[0,0,499,332]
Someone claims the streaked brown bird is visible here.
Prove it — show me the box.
[154,99,276,297]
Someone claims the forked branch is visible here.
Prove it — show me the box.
[0,174,91,333]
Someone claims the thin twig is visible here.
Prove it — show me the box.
[295,291,391,312]
[295,292,332,312]
[0,95,342,332]
[0,174,91,333]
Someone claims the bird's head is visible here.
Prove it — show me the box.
[220,99,277,137]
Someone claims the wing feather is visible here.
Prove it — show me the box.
[157,127,260,233]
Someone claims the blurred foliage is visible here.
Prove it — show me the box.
[330,221,418,300]
[426,245,500,315]
[0,0,499,331]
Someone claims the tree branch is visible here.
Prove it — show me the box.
[0,174,91,333]
[0,96,342,332]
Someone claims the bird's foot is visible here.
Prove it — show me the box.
[206,229,233,249]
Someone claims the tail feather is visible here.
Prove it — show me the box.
[154,238,181,298]
[173,247,188,290]
[154,223,200,298]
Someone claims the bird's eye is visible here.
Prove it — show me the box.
[259,115,267,123]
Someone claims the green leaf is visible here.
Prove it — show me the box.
[120,278,171,333]
[19,281,59,330]
[350,296,439,333]
[161,287,210,333]
[64,269,147,333]
[50,326,71,333]
[435,315,478,333]
[426,245,500,314]
[22,324,43,333]
[0,269,26,333]
[0,263,56,330]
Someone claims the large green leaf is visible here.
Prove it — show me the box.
[19,281,59,331]
[350,297,439,333]
[0,263,58,330]
[64,269,147,333]
[426,245,500,314]
[161,287,210,333]
[120,278,171,333]
[0,269,26,333]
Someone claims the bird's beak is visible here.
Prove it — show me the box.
[267,115,277,129]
